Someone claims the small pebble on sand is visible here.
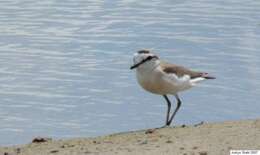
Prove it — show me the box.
[193,146,198,150]
[50,150,59,153]
[199,151,208,155]
[32,137,52,143]
[145,129,155,134]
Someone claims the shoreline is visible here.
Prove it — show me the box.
[1,119,260,155]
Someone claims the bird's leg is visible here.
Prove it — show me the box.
[167,94,182,126]
[163,95,171,126]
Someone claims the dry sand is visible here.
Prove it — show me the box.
[1,119,260,155]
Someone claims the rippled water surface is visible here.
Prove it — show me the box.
[0,0,260,145]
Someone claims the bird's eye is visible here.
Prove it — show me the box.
[147,56,153,60]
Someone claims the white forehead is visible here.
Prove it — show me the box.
[133,51,156,63]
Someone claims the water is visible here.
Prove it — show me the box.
[0,0,260,146]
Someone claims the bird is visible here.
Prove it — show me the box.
[130,49,215,127]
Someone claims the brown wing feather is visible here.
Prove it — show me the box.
[160,61,203,79]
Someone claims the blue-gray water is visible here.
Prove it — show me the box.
[0,0,260,146]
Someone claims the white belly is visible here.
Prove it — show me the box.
[136,69,178,95]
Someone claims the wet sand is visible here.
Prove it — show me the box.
[1,119,260,155]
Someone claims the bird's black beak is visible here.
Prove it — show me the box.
[130,55,158,70]
[130,63,141,70]
[130,57,149,70]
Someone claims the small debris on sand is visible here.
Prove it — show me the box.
[145,129,156,134]
[16,148,21,154]
[140,140,148,145]
[50,150,59,153]
[199,151,208,155]
[32,137,52,143]
[192,146,198,150]
[93,140,100,144]
[194,121,204,127]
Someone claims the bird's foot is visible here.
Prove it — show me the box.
[157,124,171,129]
[145,125,170,134]
[161,124,170,128]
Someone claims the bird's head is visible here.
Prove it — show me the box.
[130,49,160,70]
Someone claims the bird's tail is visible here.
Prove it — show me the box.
[190,73,215,86]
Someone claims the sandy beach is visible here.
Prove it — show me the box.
[1,119,260,155]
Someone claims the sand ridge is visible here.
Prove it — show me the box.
[1,119,260,155]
